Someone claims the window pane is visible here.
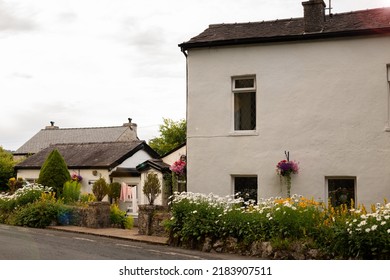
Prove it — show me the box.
[234,176,258,203]
[234,92,256,130]
[328,178,355,208]
[234,78,254,89]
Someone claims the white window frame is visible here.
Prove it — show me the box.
[231,75,258,135]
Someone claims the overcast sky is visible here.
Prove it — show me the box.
[1,0,389,151]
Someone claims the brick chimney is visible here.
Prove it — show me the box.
[302,0,326,33]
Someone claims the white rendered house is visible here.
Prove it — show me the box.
[179,0,390,206]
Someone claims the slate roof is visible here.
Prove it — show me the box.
[15,141,159,170]
[14,125,136,155]
[136,159,171,172]
[110,167,140,177]
[179,7,390,50]
[160,142,186,159]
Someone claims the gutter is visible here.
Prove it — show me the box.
[180,46,188,58]
[179,27,390,51]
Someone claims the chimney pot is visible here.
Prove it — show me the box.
[45,121,59,130]
[302,0,326,33]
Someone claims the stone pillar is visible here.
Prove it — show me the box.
[138,205,170,236]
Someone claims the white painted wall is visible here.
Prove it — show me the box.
[16,169,40,183]
[17,168,110,196]
[138,170,164,206]
[162,145,186,166]
[119,150,152,168]
[69,169,110,195]
[186,36,390,206]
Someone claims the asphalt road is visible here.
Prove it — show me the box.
[0,224,254,260]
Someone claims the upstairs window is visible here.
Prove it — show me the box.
[233,76,256,131]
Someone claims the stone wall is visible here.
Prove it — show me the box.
[138,205,170,236]
[171,236,327,260]
[71,202,111,228]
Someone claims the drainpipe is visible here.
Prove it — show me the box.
[180,46,188,192]
[386,64,390,131]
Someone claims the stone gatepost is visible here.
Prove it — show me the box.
[138,205,170,236]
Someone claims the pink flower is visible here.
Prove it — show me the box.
[71,173,83,182]
[170,159,186,175]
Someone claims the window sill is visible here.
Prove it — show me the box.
[229,130,259,137]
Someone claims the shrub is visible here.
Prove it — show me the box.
[62,180,81,203]
[320,202,390,259]
[143,173,161,205]
[9,192,69,228]
[0,196,16,213]
[0,182,53,209]
[263,196,324,240]
[108,182,121,204]
[15,185,49,207]
[123,215,134,229]
[165,192,242,247]
[110,203,125,226]
[92,177,108,201]
[37,149,71,197]
[0,147,17,192]
[56,204,77,225]
[80,193,96,203]
[110,204,134,229]
[0,183,54,224]
[0,197,15,223]
[7,177,24,194]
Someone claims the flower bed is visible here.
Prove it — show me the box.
[164,192,390,259]
[0,182,111,229]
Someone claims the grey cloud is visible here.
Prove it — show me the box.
[58,11,78,23]
[11,72,33,79]
[130,28,166,49]
[121,16,166,51]
[0,1,36,32]
[120,18,183,78]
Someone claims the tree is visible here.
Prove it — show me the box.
[108,182,121,204]
[143,172,161,205]
[37,149,71,196]
[0,147,16,191]
[92,177,109,201]
[148,118,186,155]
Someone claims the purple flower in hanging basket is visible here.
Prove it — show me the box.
[276,160,299,177]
